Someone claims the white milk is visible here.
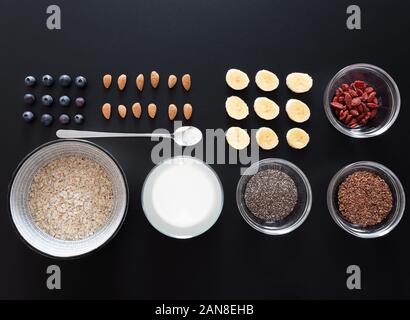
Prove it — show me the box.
[142,157,223,238]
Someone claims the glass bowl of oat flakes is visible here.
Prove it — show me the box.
[9,140,128,258]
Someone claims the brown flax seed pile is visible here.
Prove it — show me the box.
[338,171,393,226]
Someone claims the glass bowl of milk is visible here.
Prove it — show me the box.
[141,156,224,239]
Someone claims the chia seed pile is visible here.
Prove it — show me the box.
[338,170,393,226]
[28,156,114,240]
[244,169,298,221]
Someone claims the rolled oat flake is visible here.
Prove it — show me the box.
[244,169,298,221]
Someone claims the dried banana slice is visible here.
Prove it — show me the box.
[256,127,279,150]
[226,96,249,120]
[285,99,311,123]
[254,97,280,120]
[286,128,310,149]
[226,69,250,90]
[286,72,313,93]
[225,127,250,150]
[255,70,279,91]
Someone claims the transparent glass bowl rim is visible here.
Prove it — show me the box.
[327,161,405,238]
[236,158,313,235]
[323,63,401,138]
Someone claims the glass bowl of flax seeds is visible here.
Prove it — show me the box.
[327,161,405,238]
[236,158,312,235]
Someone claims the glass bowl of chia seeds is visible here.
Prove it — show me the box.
[327,161,405,238]
[236,158,312,235]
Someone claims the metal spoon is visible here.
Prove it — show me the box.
[56,126,203,147]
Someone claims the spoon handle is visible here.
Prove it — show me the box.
[56,129,171,139]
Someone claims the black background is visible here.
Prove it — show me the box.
[0,0,409,300]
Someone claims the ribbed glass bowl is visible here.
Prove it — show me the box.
[324,63,401,138]
[8,140,128,258]
[236,158,312,235]
[327,161,405,238]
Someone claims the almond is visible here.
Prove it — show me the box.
[150,71,159,88]
[168,75,177,89]
[168,104,177,120]
[132,102,142,119]
[102,103,111,120]
[148,103,157,119]
[118,74,127,91]
[136,74,144,91]
[103,74,112,89]
[182,74,191,91]
[183,103,192,120]
[118,104,127,118]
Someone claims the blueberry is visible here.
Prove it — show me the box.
[40,113,53,126]
[22,111,35,122]
[41,95,53,106]
[74,97,85,108]
[59,74,72,87]
[58,114,70,124]
[23,93,36,105]
[59,95,71,107]
[42,75,54,87]
[74,76,87,88]
[25,76,36,87]
[73,114,84,124]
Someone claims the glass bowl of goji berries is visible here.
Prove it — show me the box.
[324,64,401,138]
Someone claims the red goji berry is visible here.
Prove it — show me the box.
[352,97,362,107]
[367,92,376,102]
[354,80,366,89]
[349,89,358,97]
[331,102,345,110]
